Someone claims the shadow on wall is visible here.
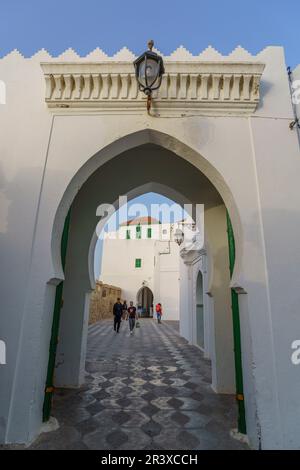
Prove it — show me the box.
[256,79,273,111]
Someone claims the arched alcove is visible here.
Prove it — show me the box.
[136,286,154,317]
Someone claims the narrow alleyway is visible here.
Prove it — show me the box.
[30,319,248,450]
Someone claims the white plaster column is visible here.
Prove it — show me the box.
[205,206,236,395]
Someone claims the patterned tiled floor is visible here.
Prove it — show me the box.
[30,319,248,450]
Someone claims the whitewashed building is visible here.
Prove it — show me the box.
[0,44,300,449]
[100,216,181,320]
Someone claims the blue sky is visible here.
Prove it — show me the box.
[0,0,299,67]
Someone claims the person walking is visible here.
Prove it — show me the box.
[113,298,123,333]
[155,303,162,324]
[126,301,137,335]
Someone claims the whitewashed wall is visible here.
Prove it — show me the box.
[0,46,299,450]
[100,224,180,320]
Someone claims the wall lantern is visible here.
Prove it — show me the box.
[133,40,165,112]
[174,228,184,247]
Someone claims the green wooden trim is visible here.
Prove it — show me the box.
[43,209,71,422]
[147,227,152,239]
[226,211,247,435]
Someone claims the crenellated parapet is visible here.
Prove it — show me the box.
[1,45,266,115]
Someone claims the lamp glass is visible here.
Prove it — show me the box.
[139,58,160,89]
[174,229,184,246]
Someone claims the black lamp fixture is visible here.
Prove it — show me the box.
[174,228,184,247]
[133,40,165,112]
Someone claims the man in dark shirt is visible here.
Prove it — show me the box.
[126,301,137,335]
[113,298,123,333]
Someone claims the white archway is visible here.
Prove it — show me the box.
[51,129,244,290]
[88,181,194,290]
[51,142,238,426]
[6,128,274,450]
[3,47,300,449]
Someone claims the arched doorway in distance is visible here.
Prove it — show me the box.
[137,286,154,317]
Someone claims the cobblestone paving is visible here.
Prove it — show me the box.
[30,319,248,450]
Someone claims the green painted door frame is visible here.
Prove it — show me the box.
[43,209,71,422]
[226,211,247,435]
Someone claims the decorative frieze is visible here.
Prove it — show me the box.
[41,55,265,115]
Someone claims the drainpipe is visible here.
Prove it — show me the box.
[287,66,300,146]
[226,211,247,435]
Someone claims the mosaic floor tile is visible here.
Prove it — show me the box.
[28,319,248,450]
